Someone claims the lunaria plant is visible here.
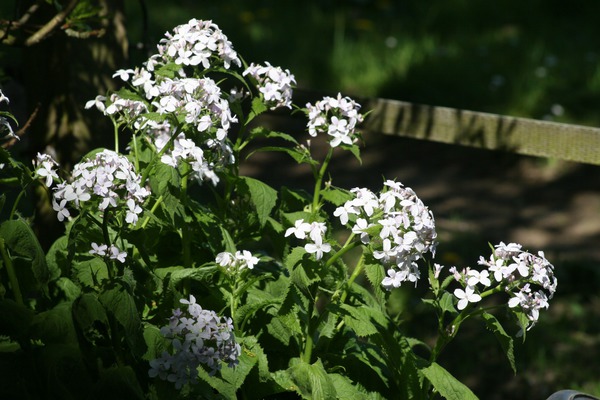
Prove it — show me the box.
[0,18,557,400]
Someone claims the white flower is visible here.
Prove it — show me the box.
[33,153,59,187]
[305,93,364,149]
[243,62,296,109]
[89,242,108,256]
[235,250,259,270]
[466,269,491,287]
[305,237,331,261]
[149,295,241,387]
[108,245,127,263]
[285,219,312,239]
[454,286,482,310]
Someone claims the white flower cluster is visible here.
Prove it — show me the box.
[243,62,296,110]
[33,152,59,187]
[155,18,240,70]
[0,89,16,140]
[477,242,557,330]
[89,242,127,263]
[148,295,241,388]
[285,219,332,260]
[216,250,260,273]
[51,149,150,223]
[87,20,242,186]
[305,93,364,148]
[334,180,437,289]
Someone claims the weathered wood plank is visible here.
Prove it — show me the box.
[363,97,600,165]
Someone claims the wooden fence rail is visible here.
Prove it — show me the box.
[292,89,600,166]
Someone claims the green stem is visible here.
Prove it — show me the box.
[0,238,23,306]
[339,253,365,305]
[101,211,115,280]
[180,166,192,268]
[311,148,333,214]
[0,177,19,185]
[113,121,119,154]
[132,133,140,172]
[9,190,26,220]
[140,195,163,229]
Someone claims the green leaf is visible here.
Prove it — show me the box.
[340,303,389,337]
[288,358,337,400]
[72,257,109,287]
[328,373,374,400]
[219,340,259,391]
[249,127,300,144]
[88,365,145,400]
[0,218,50,296]
[142,323,168,362]
[364,260,387,304]
[54,277,82,301]
[219,226,237,254]
[267,312,302,347]
[46,235,69,279]
[247,96,268,125]
[249,145,317,166]
[339,143,362,164]
[0,299,33,340]
[481,312,516,373]
[99,283,144,355]
[31,301,77,344]
[154,62,183,79]
[417,359,479,400]
[438,291,458,315]
[238,176,278,227]
[320,186,353,206]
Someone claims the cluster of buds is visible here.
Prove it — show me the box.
[148,295,241,388]
[215,250,260,273]
[305,93,364,148]
[334,180,437,289]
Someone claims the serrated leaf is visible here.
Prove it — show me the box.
[339,143,362,164]
[288,358,337,400]
[340,303,389,337]
[482,312,516,373]
[72,257,109,287]
[328,373,372,400]
[238,176,278,227]
[417,359,479,400]
[219,340,259,390]
[246,96,268,125]
[99,283,144,355]
[364,261,387,304]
